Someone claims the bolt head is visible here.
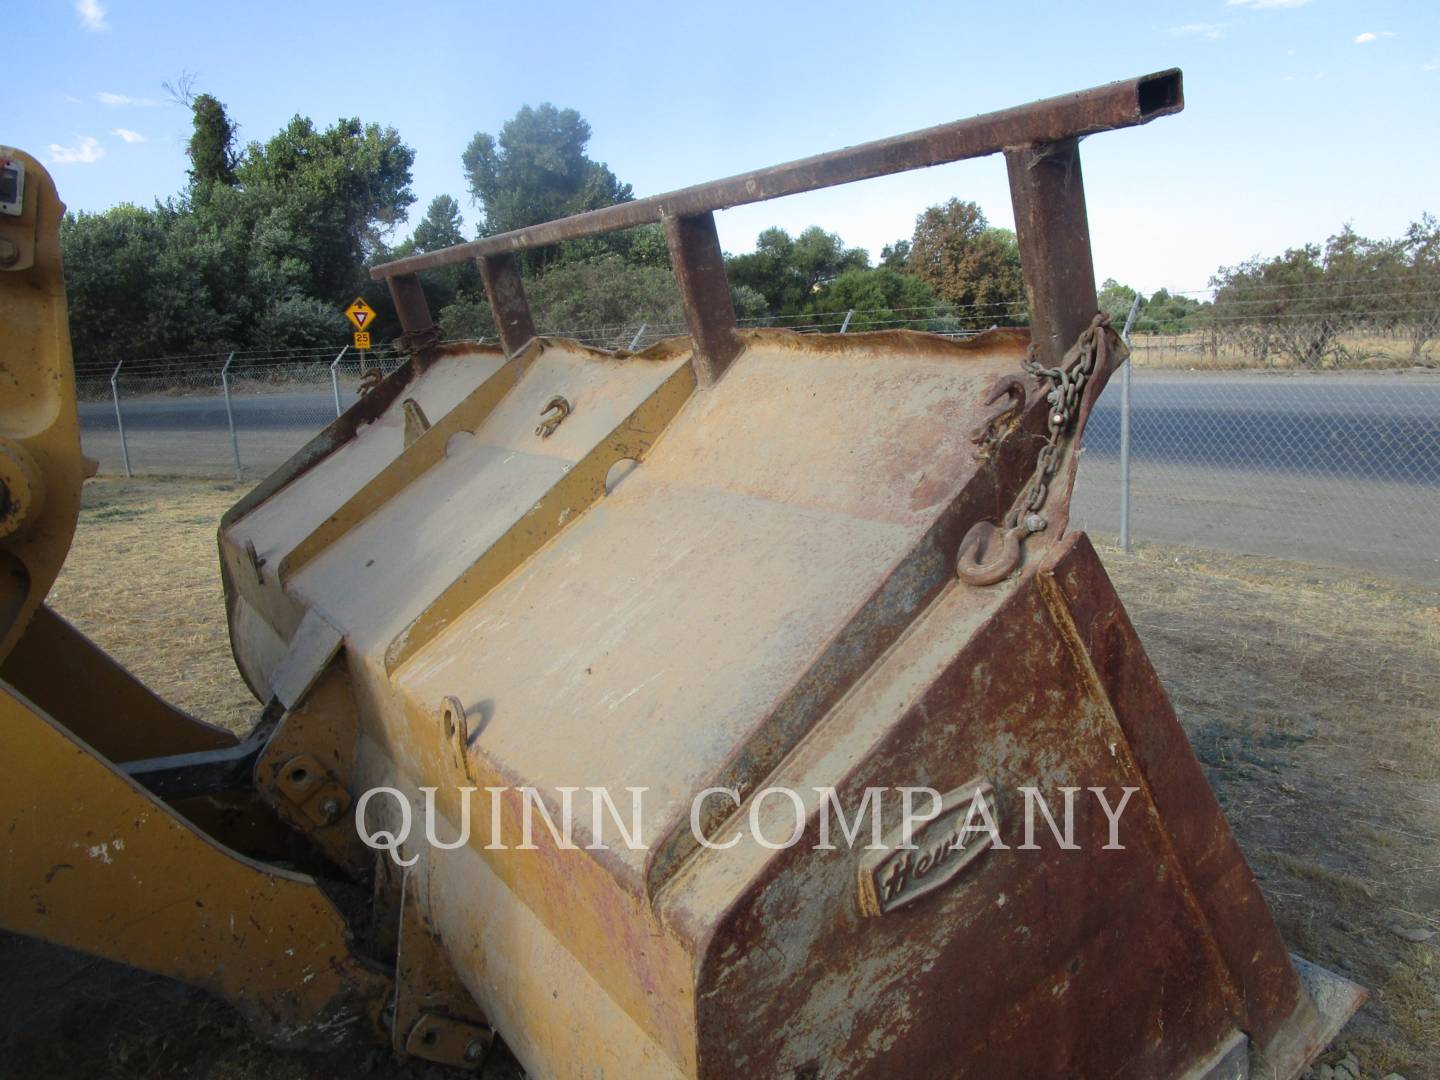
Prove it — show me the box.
[318,797,341,821]
[463,1039,487,1063]
[0,237,18,266]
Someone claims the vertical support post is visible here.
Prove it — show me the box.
[1004,138,1098,369]
[839,309,854,334]
[110,359,131,478]
[627,323,647,352]
[330,345,348,418]
[221,351,241,482]
[663,212,740,388]
[1119,292,1141,553]
[477,254,536,357]
[386,274,439,355]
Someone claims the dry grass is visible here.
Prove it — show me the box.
[47,477,257,734]
[1128,329,1436,371]
[1090,538,1440,1078]
[16,478,1440,1078]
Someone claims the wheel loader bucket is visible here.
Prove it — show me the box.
[1,71,1364,1078]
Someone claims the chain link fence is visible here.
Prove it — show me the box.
[76,306,1440,582]
[78,344,407,480]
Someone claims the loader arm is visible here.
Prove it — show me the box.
[0,148,399,1050]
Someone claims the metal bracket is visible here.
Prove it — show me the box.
[404,1012,492,1070]
[274,751,351,827]
[254,658,370,878]
[392,863,493,1070]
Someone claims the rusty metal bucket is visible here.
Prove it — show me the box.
[1,71,1364,1077]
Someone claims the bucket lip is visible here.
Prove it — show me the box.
[1252,953,1367,1079]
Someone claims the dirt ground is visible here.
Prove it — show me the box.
[4,477,1437,1079]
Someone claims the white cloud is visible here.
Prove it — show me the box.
[96,91,161,107]
[112,128,146,144]
[1171,23,1225,40]
[1353,31,1395,44]
[75,0,107,31]
[1226,0,1314,8]
[49,136,105,165]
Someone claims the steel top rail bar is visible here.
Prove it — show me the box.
[370,70,1182,281]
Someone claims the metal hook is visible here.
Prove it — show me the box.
[969,374,1028,450]
[955,520,1025,586]
[535,396,572,439]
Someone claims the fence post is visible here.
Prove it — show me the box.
[221,351,241,482]
[627,324,647,352]
[839,309,854,334]
[110,359,131,478]
[1119,292,1142,553]
[330,345,349,417]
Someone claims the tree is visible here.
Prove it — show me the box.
[1136,288,1207,334]
[1209,226,1393,368]
[1097,278,1140,328]
[236,115,415,302]
[524,255,683,336]
[60,102,417,373]
[803,267,941,331]
[880,240,910,271]
[412,194,465,252]
[903,200,1025,329]
[185,94,240,187]
[391,194,480,316]
[1397,215,1439,362]
[461,104,632,269]
[726,226,869,316]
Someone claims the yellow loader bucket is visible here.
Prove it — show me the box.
[0,70,1364,1078]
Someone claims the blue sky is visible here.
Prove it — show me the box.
[13,0,1439,294]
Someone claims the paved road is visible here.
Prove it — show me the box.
[80,373,1440,485]
[78,371,1440,582]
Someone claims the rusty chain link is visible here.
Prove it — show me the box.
[956,313,1113,585]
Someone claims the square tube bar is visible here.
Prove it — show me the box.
[663,212,741,386]
[478,253,537,358]
[374,70,1182,377]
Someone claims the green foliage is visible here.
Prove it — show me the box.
[390,194,481,315]
[437,295,496,341]
[1097,278,1139,327]
[902,200,1024,328]
[1097,279,1208,335]
[412,194,465,251]
[461,104,632,270]
[879,240,910,271]
[1136,288,1207,334]
[186,93,238,187]
[525,255,683,333]
[1398,214,1440,360]
[804,267,941,331]
[730,284,768,322]
[1209,225,1398,367]
[726,226,869,317]
[60,94,416,373]
[252,296,350,351]
[237,115,415,300]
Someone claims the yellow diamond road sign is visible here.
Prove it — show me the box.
[344,297,377,331]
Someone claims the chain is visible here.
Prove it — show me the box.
[956,312,1113,585]
[1006,312,1112,532]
